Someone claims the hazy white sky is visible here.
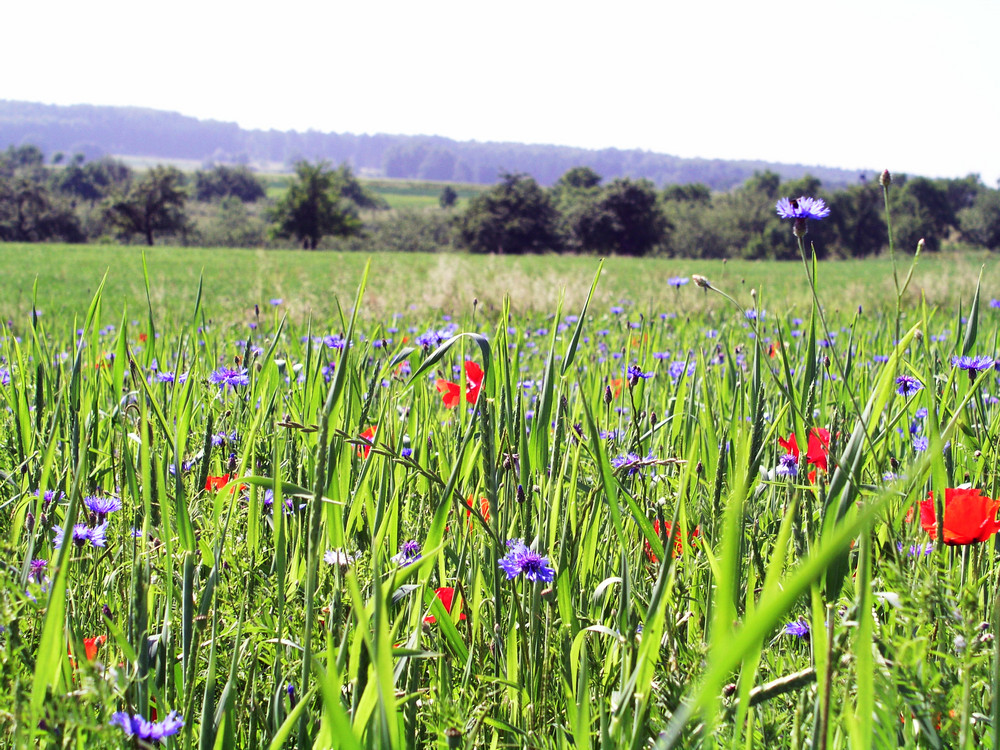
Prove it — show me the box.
[4,0,998,184]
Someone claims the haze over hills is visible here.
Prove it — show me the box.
[0,99,871,190]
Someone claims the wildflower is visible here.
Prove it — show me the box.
[323,549,355,567]
[54,522,107,549]
[644,520,700,562]
[270,298,283,306]
[990,299,1000,309]
[775,453,798,477]
[920,488,1000,545]
[466,496,491,530]
[912,436,929,452]
[28,559,47,584]
[784,620,810,638]
[110,710,184,744]
[626,364,652,387]
[357,426,377,459]
[424,587,467,624]
[896,542,933,556]
[85,495,121,521]
[208,366,249,389]
[83,635,107,661]
[498,539,555,582]
[692,274,711,290]
[205,475,231,492]
[778,428,831,475]
[667,276,689,287]
[952,355,994,377]
[895,374,923,397]
[392,540,422,567]
[435,361,484,408]
[775,196,831,221]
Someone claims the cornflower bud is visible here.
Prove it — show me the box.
[692,274,711,289]
[879,169,891,187]
[604,385,613,405]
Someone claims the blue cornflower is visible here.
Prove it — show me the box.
[498,539,555,582]
[895,374,923,397]
[610,305,625,315]
[0,368,9,386]
[776,196,830,221]
[668,276,689,287]
[391,540,422,567]
[914,407,928,419]
[208,367,249,389]
[952,355,994,374]
[28,559,48,584]
[626,364,653,386]
[54,522,107,549]
[401,447,413,458]
[38,489,64,505]
[989,299,1000,309]
[85,495,121,520]
[270,298,283,306]
[110,710,184,744]
[913,436,929,452]
[897,542,933,557]
[775,453,798,477]
[784,620,810,638]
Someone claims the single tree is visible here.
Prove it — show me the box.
[457,172,561,254]
[439,185,458,209]
[105,165,190,246]
[270,160,362,249]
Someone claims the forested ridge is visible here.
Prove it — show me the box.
[0,99,866,190]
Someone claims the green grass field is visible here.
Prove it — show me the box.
[1,243,995,328]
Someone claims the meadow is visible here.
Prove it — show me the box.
[2,224,1000,747]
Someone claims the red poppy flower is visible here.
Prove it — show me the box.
[435,361,483,408]
[644,520,700,563]
[609,378,623,398]
[358,426,377,459]
[466,496,490,530]
[778,428,831,476]
[424,587,467,624]
[768,341,781,358]
[139,333,148,344]
[920,487,1000,545]
[205,474,231,492]
[84,635,107,661]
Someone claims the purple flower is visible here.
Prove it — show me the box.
[913,436,929,452]
[895,374,923,397]
[784,620,810,638]
[28,559,48,583]
[391,540,422,567]
[626,364,652,386]
[989,299,1000,309]
[208,367,249,389]
[110,710,184,743]
[270,298,283,306]
[85,495,121,520]
[952,355,994,374]
[776,196,830,221]
[897,542,933,556]
[668,276,689,287]
[775,453,798,477]
[54,522,107,549]
[498,539,555,582]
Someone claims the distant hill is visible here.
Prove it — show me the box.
[0,99,870,190]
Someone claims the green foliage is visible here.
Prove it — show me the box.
[104,165,191,246]
[456,172,561,254]
[194,164,266,203]
[439,185,458,209]
[269,160,363,250]
[958,189,1000,250]
[563,177,669,255]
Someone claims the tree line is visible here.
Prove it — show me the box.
[2,144,999,257]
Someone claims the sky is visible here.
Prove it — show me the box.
[4,0,998,185]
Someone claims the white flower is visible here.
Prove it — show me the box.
[323,549,354,567]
